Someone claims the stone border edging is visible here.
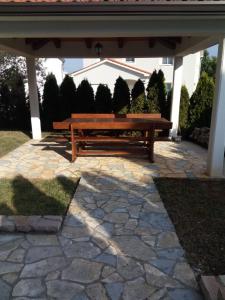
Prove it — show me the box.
[200,275,225,300]
[0,215,63,233]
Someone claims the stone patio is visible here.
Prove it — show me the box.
[0,138,206,299]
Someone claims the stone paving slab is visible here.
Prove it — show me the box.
[0,216,63,233]
[0,139,207,299]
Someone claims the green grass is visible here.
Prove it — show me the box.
[0,131,30,158]
[154,177,225,275]
[0,176,79,215]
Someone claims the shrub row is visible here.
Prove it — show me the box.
[41,71,170,129]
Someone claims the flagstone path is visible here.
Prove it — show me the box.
[0,139,206,299]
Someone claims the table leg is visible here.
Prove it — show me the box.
[148,129,155,163]
[71,127,77,162]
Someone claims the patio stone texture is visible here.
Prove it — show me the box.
[0,216,63,233]
[0,139,206,299]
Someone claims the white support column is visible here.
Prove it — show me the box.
[26,57,42,140]
[170,56,183,138]
[207,37,225,177]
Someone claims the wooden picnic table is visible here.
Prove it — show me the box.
[53,115,172,162]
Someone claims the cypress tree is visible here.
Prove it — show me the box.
[179,85,190,133]
[189,72,215,130]
[76,79,94,113]
[42,73,60,129]
[146,70,167,116]
[95,84,112,113]
[130,79,146,113]
[145,85,160,113]
[113,76,130,114]
[59,75,76,119]
[146,70,158,93]
[157,69,167,116]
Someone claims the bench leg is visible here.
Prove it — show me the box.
[71,142,77,162]
[148,129,155,163]
[71,128,77,162]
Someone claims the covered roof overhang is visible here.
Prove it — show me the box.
[0,1,223,58]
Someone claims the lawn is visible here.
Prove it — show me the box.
[154,177,225,276]
[0,131,30,158]
[0,176,79,215]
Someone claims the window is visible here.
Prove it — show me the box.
[126,58,135,63]
[162,57,173,65]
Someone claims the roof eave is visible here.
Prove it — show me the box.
[1,2,225,17]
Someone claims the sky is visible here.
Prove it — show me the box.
[64,58,83,74]
[63,45,219,73]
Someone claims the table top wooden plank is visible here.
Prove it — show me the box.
[53,117,172,130]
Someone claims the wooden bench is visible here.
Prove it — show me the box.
[53,113,172,162]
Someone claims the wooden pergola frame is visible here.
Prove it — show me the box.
[0,0,225,177]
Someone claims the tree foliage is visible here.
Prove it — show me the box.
[145,85,160,113]
[146,70,158,93]
[146,70,167,116]
[130,79,146,113]
[11,73,29,129]
[75,79,94,113]
[95,84,112,113]
[189,72,215,130]
[113,76,130,114]
[0,52,45,87]
[42,73,60,129]
[201,50,217,80]
[179,85,190,133]
[59,75,76,119]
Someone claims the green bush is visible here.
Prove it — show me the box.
[146,69,167,116]
[76,79,95,113]
[145,85,160,113]
[179,85,190,134]
[130,79,146,113]
[113,76,130,114]
[157,70,167,116]
[59,75,76,119]
[42,73,60,129]
[146,70,158,93]
[189,72,215,130]
[95,84,112,113]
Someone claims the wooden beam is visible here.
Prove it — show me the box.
[159,38,177,50]
[85,38,93,49]
[26,38,50,50]
[53,39,61,49]
[148,38,156,48]
[118,38,124,49]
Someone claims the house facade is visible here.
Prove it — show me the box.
[79,53,201,96]
[70,58,150,94]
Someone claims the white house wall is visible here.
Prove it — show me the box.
[82,53,200,96]
[71,61,148,94]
